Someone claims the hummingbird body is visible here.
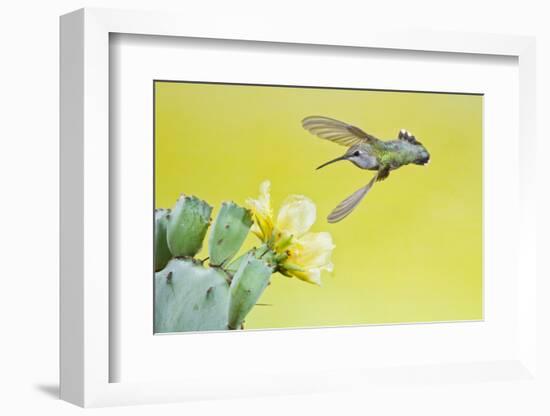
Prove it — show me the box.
[346,140,428,171]
[302,116,430,222]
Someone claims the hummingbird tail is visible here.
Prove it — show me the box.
[327,174,377,223]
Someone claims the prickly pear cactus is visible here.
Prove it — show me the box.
[166,195,212,258]
[154,209,172,272]
[154,195,275,333]
[228,251,274,329]
[154,259,230,332]
[209,201,253,267]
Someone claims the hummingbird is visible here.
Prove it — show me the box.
[302,116,430,223]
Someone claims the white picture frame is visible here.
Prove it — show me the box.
[60,7,539,408]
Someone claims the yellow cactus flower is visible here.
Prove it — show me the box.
[245,180,274,240]
[245,180,335,285]
[284,232,335,285]
[276,195,316,237]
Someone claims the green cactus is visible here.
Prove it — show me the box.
[228,252,274,329]
[154,195,276,333]
[208,202,253,267]
[154,259,230,332]
[154,209,172,272]
[166,195,212,257]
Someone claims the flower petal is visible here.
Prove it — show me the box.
[284,232,334,286]
[291,268,322,285]
[276,195,316,237]
[245,180,274,240]
[292,232,335,268]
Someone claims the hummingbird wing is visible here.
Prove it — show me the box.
[327,173,378,223]
[302,116,380,147]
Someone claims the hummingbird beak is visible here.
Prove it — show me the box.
[316,155,348,170]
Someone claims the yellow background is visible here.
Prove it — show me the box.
[155,81,483,329]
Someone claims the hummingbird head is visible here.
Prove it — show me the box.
[316,145,376,170]
[412,145,430,165]
[399,129,430,166]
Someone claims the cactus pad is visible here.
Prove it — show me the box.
[166,195,212,257]
[209,202,253,267]
[228,253,274,329]
[154,209,172,272]
[154,259,230,332]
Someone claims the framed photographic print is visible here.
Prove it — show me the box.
[152,81,482,333]
[60,8,541,408]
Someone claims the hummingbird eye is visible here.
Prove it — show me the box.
[353,151,360,156]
